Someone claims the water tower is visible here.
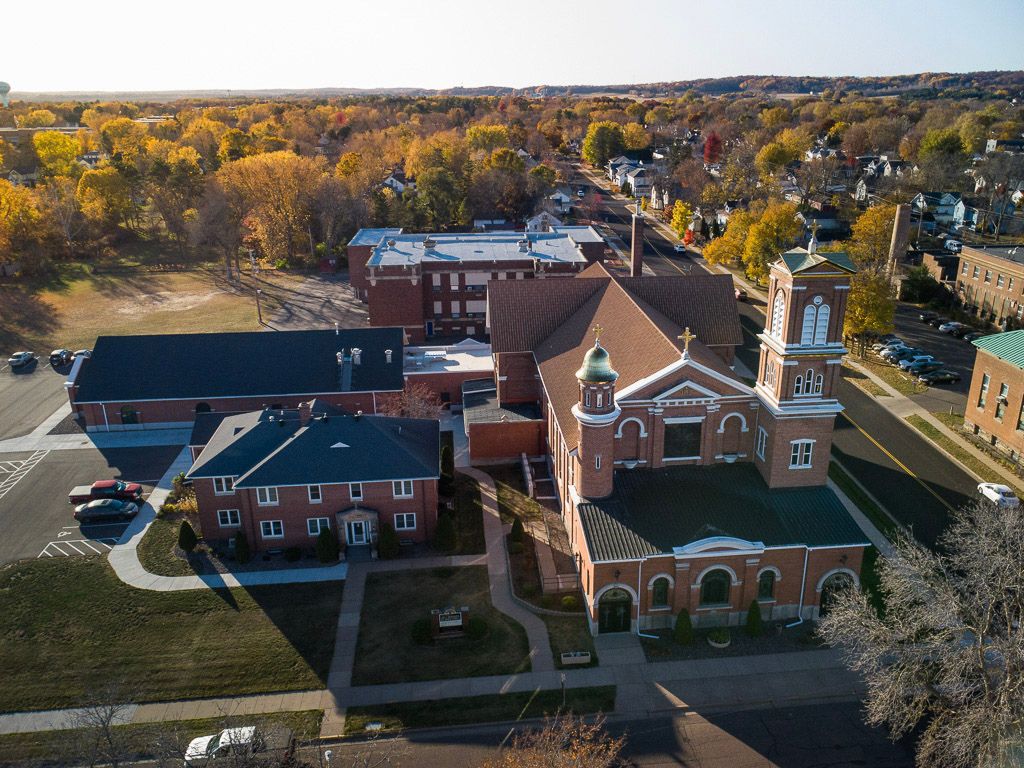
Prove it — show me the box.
[0,83,10,109]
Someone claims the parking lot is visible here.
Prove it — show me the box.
[0,354,73,440]
[891,303,977,413]
[0,444,180,564]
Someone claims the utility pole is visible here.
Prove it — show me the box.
[255,288,263,325]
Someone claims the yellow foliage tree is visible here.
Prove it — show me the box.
[703,209,755,267]
[21,109,57,128]
[742,202,801,284]
[670,200,693,239]
[33,131,82,178]
[465,124,510,153]
[76,166,131,228]
[844,272,896,340]
[623,122,651,150]
[848,204,896,275]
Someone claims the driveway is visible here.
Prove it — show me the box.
[262,273,368,331]
[0,357,71,440]
[0,444,181,564]
[892,303,974,414]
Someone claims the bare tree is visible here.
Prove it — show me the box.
[377,382,444,420]
[61,683,137,768]
[481,714,626,768]
[819,501,1024,768]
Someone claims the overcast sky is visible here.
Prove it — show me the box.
[6,0,1023,93]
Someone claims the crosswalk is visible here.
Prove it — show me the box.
[39,538,118,558]
[0,450,48,502]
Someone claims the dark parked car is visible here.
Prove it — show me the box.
[881,346,924,363]
[918,370,962,385]
[926,316,949,327]
[49,349,73,367]
[950,325,977,338]
[919,311,939,322]
[6,351,34,368]
[73,498,139,523]
[906,360,944,375]
[735,288,748,302]
[962,332,984,342]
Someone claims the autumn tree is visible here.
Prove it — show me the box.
[378,382,444,420]
[844,272,895,343]
[190,177,245,279]
[703,209,755,267]
[820,501,1024,768]
[147,143,204,253]
[21,109,57,127]
[77,166,132,231]
[742,202,801,284]
[848,204,896,275]
[622,122,650,150]
[40,176,84,257]
[0,179,49,270]
[481,715,625,768]
[32,131,82,178]
[670,200,693,239]
[703,130,723,164]
[415,167,461,230]
[466,124,510,153]
[582,121,626,167]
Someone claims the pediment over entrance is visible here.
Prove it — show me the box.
[673,536,766,557]
[619,358,753,403]
[653,379,718,401]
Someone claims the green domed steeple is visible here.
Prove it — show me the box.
[576,337,619,384]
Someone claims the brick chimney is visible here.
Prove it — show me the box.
[630,209,644,277]
[298,400,312,426]
[888,203,911,276]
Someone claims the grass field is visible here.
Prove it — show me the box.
[135,515,199,576]
[343,686,616,735]
[0,557,343,712]
[541,613,599,669]
[0,264,304,351]
[842,364,890,397]
[857,357,927,396]
[450,475,487,555]
[0,710,323,767]
[351,566,530,686]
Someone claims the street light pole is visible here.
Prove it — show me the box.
[255,288,263,325]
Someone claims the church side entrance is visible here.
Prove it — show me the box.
[598,588,632,633]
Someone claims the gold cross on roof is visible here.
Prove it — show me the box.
[678,326,696,355]
[593,324,604,342]
[810,220,820,237]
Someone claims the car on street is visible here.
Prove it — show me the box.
[48,349,73,367]
[962,332,984,342]
[949,325,977,338]
[939,321,967,333]
[6,351,34,368]
[872,339,906,352]
[926,316,949,327]
[945,239,963,253]
[184,726,294,766]
[978,483,1019,508]
[673,244,686,253]
[919,311,939,323]
[905,360,944,375]
[73,498,139,523]
[735,288,748,301]
[577,188,585,198]
[72,348,92,360]
[880,346,923,363]
[68,479,144,505]
[898,354,936,370]
[918,369,961,385]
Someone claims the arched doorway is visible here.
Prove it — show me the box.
[195,402,211,414]
[819,572,854,617]
[598,588,632,633]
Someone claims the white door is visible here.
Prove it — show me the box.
[347,520,367,545]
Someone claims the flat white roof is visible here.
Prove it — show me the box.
[403,341,494,375]
[363,227,601,268]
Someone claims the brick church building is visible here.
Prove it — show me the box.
[484,248,868,634]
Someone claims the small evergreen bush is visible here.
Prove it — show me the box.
[434,514,456,553]
[234,531,251,564]
[673,609,693,645]
[177,520,198,552]
[316,528,339,563]
[745,600,764,638]
[377,521,400,559]
[708,627,730,645]
[510,516,525,543]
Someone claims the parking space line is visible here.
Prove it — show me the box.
[0,450,48,502]
[39,538,118,558]
[64,541,85,555]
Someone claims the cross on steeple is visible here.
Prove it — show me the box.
[593,324,604,345]
[678,327,696,358]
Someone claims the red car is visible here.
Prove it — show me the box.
[68,480,144,505]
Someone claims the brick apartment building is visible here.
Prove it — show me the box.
[188,400,440,554]
[346,227,606,343]
[67,328,405,431]
[955,245,1024,326]
[478,250,867,634]
[965,330,1024,460]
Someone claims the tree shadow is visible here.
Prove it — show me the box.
[0,286,60,350]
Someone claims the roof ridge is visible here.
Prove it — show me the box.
[609,276,686,356]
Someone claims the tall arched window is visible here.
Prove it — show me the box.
[813,374,824,394]
[700,569,731,606]
[758,570,776,600]
[800,304,816,345]
[651,577,670,607]
[804,368,814,395]
[793,374,803,396]
[814,304,831,344]
[771,291,786,338]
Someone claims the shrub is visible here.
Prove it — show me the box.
[377,521,400,560]
[172,472,188,497]
[510,516,525,543]
[234,531,251,564]
[521,583,539,598]
[745,600,764,638]
[541,594,557,609]
[157,502,176,518]
[177,520,198,553]
[316,528,339,563]
[164,492,179,505]
[561,595,578,610]
[465,615,488,640]
[434,513,456,553]
[674,609,693,645]
[508,540,524,555]
[284,546,302,562]
[411,617,433,645]
[708,627,730,645]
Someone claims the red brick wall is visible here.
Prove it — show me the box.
[964,348,1024,455]
[495,352,540,403]
[347,245,373,299]
[74,391,389,431]
[366,278,427,339]
[195,476,439,552]
[468,420,545,461]
[753,411,836,488]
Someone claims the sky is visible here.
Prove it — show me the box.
[6,0,1024,93]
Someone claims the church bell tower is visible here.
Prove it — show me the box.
[572,326,620,499]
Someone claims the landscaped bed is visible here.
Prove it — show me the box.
[0,710,323,767]
[488,464,546,525]
[0,558,343,712]
[343,686,616,735]
[351,566,530,686]
[639,620,824,662]
[450,474,486,555]
[541,613,598,669]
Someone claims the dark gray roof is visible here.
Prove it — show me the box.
[577,464,869,562]
[74,328,404,403]
[189,411,244,447]
[463,390,542,425]
[188,404,439,487]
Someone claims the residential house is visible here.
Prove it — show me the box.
[77,151,107,170]
[911,192,967,231]
[624,165,652,196]
[547,187,575,215]
[187,400,440,554]
[526,212,564,232]
[382,170,415,196]
[7,167,38,187]
[985,139,1024,154]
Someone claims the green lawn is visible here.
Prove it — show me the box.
[450,474,486,555]
[0,711,323,767]
[351,566,530,686]
[487,464,546,525]
[135,515,198,576]
[343,686,615,735]
[841,364,890,398]
[858,357,927,396]
[0,558,343,712]
[541,613,598,669]
[905,414,1024,497]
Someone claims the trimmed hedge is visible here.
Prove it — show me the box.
[177,520,198,553]
[674,609,693,645]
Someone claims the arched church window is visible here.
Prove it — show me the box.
[771,292,786,338]
[814,303,831,345]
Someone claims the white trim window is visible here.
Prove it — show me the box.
[308,484,322,504]
[771,291,786,338]
[394,513,416,531]
[307,517,330,536]
[213,477,235,495]
[755,427,768,461]
[789,440,814,469]
[350,482,363,502]
[256,486,279,506]
[217,509,240,527]
[392,480,414,498]
[260,520,284,539]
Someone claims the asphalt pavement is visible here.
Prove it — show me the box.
[891,303,974,415]
[0,357,71,440]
